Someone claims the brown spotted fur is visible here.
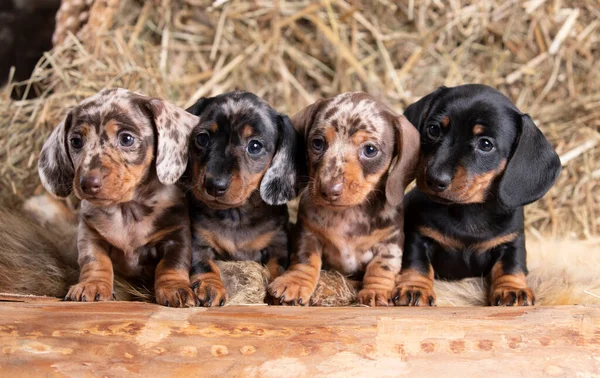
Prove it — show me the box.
[38,88,200,307]
[268,92,420,306]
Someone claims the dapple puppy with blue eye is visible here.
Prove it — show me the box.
[394,84,561,307]
[183,91,300,307]
[268,92,420,307]
[38,88,201,307]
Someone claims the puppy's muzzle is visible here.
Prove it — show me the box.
[204,175,230,197]
[426,166,452,193]
[80,173,103,195]
[320,180,344,202]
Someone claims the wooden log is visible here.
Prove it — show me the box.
[0,300,598,377]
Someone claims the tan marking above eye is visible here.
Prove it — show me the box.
[209,122,218,133]
[105,120,120,137]
[473,124,485,135]
[351,130,378,146]
[242,124,254,139]
[324,126,336,143]
[441,116,450,128]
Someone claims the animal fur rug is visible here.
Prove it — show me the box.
[1,194,598,306]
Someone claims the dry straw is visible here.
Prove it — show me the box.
[0,0,598,239]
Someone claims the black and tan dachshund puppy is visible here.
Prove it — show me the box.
[394,84,561,307]
[182,91,299,306]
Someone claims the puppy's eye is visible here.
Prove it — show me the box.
[247,139,263,155]
[195,132,210,148]
[426,124,441,139]
[119,133,135,147]
[70,136,84,149]
[362,144,378,158]
[311,137,325,152]
[477,138,494,152]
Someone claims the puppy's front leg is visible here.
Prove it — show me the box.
[190,235,228,307]
[393,231,436,306]
[261,228,290,281]
[268,229,322,306]
[358,242,403,307]
[66,223,114,302]
[154,227,196,308]
[489,234,534,306]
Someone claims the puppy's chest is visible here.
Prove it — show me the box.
[84,187,182,255]
[302,206,397,275]
[191,205,286,259]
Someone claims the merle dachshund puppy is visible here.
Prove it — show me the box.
[183,91,299,306]
[394,84,561,307]
[38,88,201,307]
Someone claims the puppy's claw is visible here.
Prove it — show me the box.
[490,286,535,307]
[156,280,196,308]
[392,285,436,307]
[268,272,316,306]
[191,277,228,307]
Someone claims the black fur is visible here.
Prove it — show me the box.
[400,84,561,301]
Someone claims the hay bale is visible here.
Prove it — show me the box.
[1,0,598,241]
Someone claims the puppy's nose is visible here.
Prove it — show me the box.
[80,174,103,195]
[320,182,344,201]
[205,176,230,197]
[426,170,452,192]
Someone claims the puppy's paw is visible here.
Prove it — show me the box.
[65,281,113,302]
[392,285,436,307]
[155,280,196,308]
[268,272,316,306]
[357,287,392,307]
[490,287,535,306]
[191,276,228,307]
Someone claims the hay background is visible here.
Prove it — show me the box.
[1,0,599,240]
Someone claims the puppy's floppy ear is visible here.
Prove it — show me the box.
[385,115,420,207]
[142,98,200,185]
[403,86,447,129]
[186,97,214,116]
[498,114,561,208]
[38,111,75,197]
[290,98,330,189]
[290,98,329,139]
[260,114,299,205]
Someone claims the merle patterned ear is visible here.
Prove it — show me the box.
[38,111,75,197]
[385,115,420,207]
[290,98,331,190]
[142,99,200,185]
[260,114,299,205]
[498,114,561,208]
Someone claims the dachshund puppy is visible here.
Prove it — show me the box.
[268,92,420,306]
[183,91,299,307]
[395,84,561,307]
[38,88,200,307]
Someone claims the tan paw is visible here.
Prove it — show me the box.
[490,287,535,306]
[65,281,113,302]
[267,271,316,306]
[191,276,228,307]
[155,280,196,308]
[392,285,436,307]
[357,287,392,307]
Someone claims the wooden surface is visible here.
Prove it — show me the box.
[0,300,598,377]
